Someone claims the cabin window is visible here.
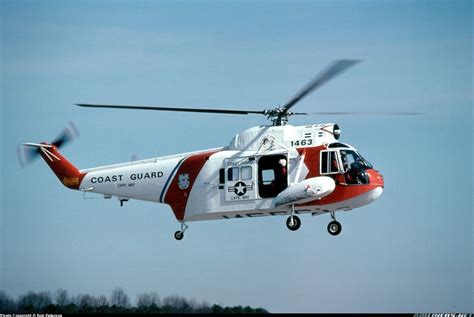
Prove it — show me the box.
[227,167,239,181]
[241,166,252,180]
[227,166,253,182]
[261,169,275,185]
[321,150,340,174]
[219,168,225,184]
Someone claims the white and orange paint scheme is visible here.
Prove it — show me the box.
[28,123,383,240]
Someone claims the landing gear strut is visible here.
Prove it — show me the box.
[174,222,188,241]
[327,212,342,236]
[286,205,301,231]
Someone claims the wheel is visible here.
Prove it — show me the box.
[174,231,184,240]
[327,221,342,236]
[286,215,301,231]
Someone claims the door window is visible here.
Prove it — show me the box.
[241,166,253,180]
[321,150,341,174]
[228,167,239,181]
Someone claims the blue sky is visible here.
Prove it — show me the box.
[1,0,472,313]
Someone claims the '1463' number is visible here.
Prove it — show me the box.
[290,139,313,147]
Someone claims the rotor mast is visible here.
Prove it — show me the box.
[262,108,296,126]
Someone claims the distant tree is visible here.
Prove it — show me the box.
[95,294,109,307]
[243,305,254,313]
[62,303,78,314]
[110,287,130,308]
[188,298,198,310]
[255,307,269,313]
[54,289,69,307]
[75,293,96,308]
[162,294,193,313]
[136,291,160,308]
[211,304,224,313]
[0,291,16,312]
[233,305,244,313]
[189,298,212,313]
[43,303,61,314]
[95,304,110,314]
[17,291,52,312]
[136,293,149,308]
[1,289,269,314]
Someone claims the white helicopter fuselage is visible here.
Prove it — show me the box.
[40,123,383,226]
[23,60,399,238]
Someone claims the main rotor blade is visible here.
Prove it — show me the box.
[282,59,362,112]
[301,111,424,116]
[52,121,80,148]
[76,103,265,115]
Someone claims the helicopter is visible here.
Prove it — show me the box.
[19,59,418,240]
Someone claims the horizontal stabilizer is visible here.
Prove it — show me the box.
[22,142,53,148]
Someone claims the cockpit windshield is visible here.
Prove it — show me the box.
[340,150,373,170]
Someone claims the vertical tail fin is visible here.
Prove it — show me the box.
[23,143,86,190]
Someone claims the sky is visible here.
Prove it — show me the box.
[1,0,472,313]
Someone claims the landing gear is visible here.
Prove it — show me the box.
[327,221,342,235]
[286,215,301,231]
[174,222,188,241]
[174,231,184,240]
[327,212,342,236]
[286,205,301,231]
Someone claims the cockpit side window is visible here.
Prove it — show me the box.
[340,150,373,169]
[340,150,354,171]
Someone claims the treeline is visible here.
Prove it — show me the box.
[0,288,268,314]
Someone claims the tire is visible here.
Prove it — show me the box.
[286,215,301,231]
[327,221,342,236]
[174,231,184,240]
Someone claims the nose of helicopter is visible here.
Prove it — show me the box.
[367,169,384,201]
[370,169,384,187]
[337,170,384,209]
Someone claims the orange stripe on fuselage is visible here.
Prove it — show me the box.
[164,149,219,221]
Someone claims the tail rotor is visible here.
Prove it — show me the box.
[52,120,80,148]
[17,121,80,168]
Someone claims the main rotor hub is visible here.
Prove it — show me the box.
[264,107,294,126]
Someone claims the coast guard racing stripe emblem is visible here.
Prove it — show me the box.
[178,173,190,190]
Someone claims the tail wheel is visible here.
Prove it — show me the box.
[327,221,342,236]
[286,215,301,231]
[174,231,184,240]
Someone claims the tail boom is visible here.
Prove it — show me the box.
[32,142,86,190]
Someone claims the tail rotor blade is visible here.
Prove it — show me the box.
[17,145,41,168]
[19,121,80,167]
[52,121,80,148]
